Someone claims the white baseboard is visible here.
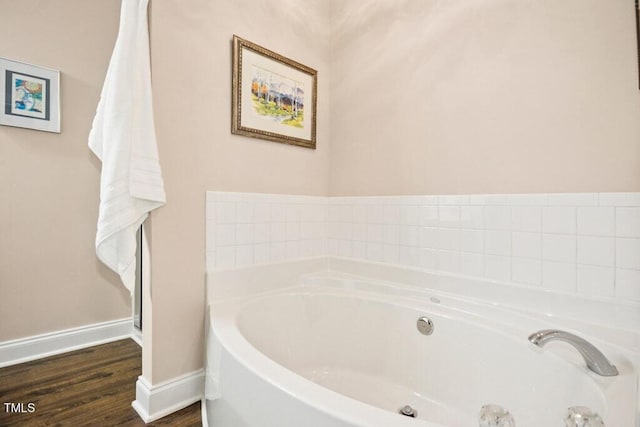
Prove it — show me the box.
[0,318,133,368]
[131,326,143,347]
[132,370,204,423]
[201,398,209,427]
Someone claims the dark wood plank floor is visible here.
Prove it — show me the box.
[0,339,201,426]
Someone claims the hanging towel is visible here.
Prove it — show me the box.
[88,0,165,292]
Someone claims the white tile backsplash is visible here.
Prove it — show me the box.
[286,222,300,241]
[543,261,576,292]
[269,242,286,261]
[542,207,576,234]
[485,230,511,256]
[439,195,469,205]
[269,204,285,222]
[419,227,438,249]
[235,224,254,245]
[460,229,484,253]
[215,246,235,269]
[438,205,460,228]
[352,223,367,241]
[269,222,287,242]
[399,245,420,267]
[367,223,383,243]
[382,205,400,224]
[286,205,301,222]
[437,250,460,273]
[546,193,598,206]
[382,244,400,264]
[419,248,438,269]
[367,205,383,224]
[236,202,254,223]
[512,232,541,259]
[460,206,484,229]
[382,224,400,245]
[399,225,419,246]
[484,206,511,230]
[216,202,236,223]
[577,236,615,267]
[207,192,328,270]
[253,203,271,223]
[351,241,367,259]
[616,238,640,270]
[599,192,640,207]
[460,252,484,277]
[235,245,254,267]
[484,255,511,281]
[420,206,439,227]
[399,205,420,226]
[577,207,615,236]
[253,223,269,243]
[215,224,235,246]
[511,206,542,232]
[512,257,542,286]
[206,191,640,303]
[437,228,460,251]
[616,268,640,301]
[366,242,383,262]
[543,234,576,263]
[616,208,640,238]
[253,243,270,264]
[286,241,300,259]
[577,265,615,298]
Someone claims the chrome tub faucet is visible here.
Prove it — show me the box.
[528,329,619,377]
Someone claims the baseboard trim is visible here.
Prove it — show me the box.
[201,398,210,427]
[0,318,133,368]
[131,327,143,347]
[132,370,204,423]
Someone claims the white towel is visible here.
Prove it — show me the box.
[88,0,165,292]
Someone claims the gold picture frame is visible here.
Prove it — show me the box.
[232,35,317,149]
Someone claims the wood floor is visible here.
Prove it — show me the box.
[0,339,201,426]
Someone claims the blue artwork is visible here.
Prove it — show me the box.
[13,78,44,113]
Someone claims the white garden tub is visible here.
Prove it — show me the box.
[203,271,639,427]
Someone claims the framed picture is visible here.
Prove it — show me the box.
[0,58,60,133]
[232,35,317,149]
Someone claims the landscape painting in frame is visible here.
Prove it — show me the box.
[0,58,60,133]
[232,35,317,149]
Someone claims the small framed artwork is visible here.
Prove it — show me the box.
[232,35,317,149]
[0,58,60,133]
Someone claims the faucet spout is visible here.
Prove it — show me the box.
[528,329,618,377]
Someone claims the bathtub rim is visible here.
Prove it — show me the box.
[207,257,640,353]
[297,271,640,355]
[208,282,637,427]
[208,296,444,427]
[205,258,640,426]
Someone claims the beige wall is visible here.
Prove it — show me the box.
[148,0,331,382]
[329,0,640,196]
[4,0,634,393]
[0,0,129,341]
[147,0,638,384]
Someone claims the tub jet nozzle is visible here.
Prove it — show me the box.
[416,317,434,335]
[399,405,417,418]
